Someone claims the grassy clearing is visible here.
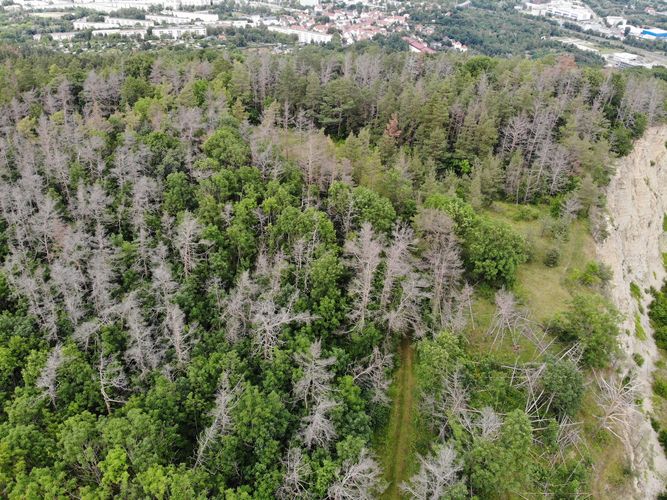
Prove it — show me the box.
[377,338,418,500]
[480,202,633,495]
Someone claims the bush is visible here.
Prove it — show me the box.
[633,353,645,366]
[655,326,667,350]
[635,314,647,341]
[513,205,539,221]
[572,261,613,287]
[544,248,561,268]
[549,294,620,369]
[542,359,584,418]
[654,376,667,399]
[541,216,570,241]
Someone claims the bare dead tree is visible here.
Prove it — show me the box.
[164,302,191,367]
[344,223,384,332]
[118,292,163,377]
[476,406,503,441]
[50,259,86,327]
[111,134,150,187]
[220,271,257,344]
[414,209,463,331]
[300,397,338,449]
[98,352,129,414]
[195,372,242,469]
[421,368,471,438]
[379,224,414,311]
[595,372,641,449]
[250,295,315,360]
[400,443,463,500]
[88,224,116,321]
[327,448,386,500]
[277,447,312,500]
[352,346,394,406]
[36,344,68,407]
[486,289,541,351]
[174,211,203,277]
[384,272,430,338]
[293,339,336,409]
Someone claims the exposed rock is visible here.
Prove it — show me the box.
[597,125,667,498]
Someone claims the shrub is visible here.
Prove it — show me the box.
[635,314,647,341]
[633,353,645,366]
[655,326,667,350]
[549,294,620,369]
[544,248,561,268]
[542,359,584,418]
[541,216,570,241]
[654,376,667,399]
[513,205,539,221]
[573,261,613,287]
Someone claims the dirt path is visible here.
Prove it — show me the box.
[382,338,416,500]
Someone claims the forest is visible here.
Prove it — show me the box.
[0,43,665,498]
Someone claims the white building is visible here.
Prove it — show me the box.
[33,31,78,41]
[106,17,154,27]
[268,26,332,43]
[146,14,191,25]
[164,10,219,23]
[153,26,207,38]
[519,0,593,22]
[73,18,114,30]
[92,28,148,38]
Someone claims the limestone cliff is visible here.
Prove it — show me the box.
[597,125,667,498]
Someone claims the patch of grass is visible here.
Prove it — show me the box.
[378,339,418,500]
[630,282,642,302]
[486,202,596,322]
[633,353,645,366]
[663,213,667,232]
[635,314,647,341]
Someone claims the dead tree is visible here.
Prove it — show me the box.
[220,271,257,344]
[595,372,640,450]
[98,352,129,414]
[277,447,312,500]
[174,211,203,277]
[293,339,336,409]
[327,448,386,500]
[118,292,163,377]
[250,295,314,360]
[352,346,394,406]
[344,223,383,332]
[415,209,463,331]
[195,372,241,468]
[300,397,338,449]
[36,344,68,407]
[400,444,463,500]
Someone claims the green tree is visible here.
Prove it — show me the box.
[550,294,620,369]
[203,127,250,168]
[464,217,527,287]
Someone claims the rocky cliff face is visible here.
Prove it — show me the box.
[597,125,667,498]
